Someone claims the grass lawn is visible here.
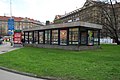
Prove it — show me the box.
[0,45,120,80]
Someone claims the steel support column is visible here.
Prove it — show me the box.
[38,31,39,44]
[32,31,34,43]
[67,28,69,45]
[98,30,100,45]
[58,29,60,45]
[43,30,45,44]
[50,30,52,45]
[28,32,29,44]
[78,27,81,46]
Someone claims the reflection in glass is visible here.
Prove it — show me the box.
[45,30,50,44]
[94,30,98,45]
[52,30,58,44]
[39,31,43,43]
[81,31,87,45]
[29,32,33,44]
[34,31,38,44]
[69,28,78,45]
[88,30,94,45]
[60,30,67,45]
[25,32,28,43]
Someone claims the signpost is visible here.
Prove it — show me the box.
[8,18,14,46]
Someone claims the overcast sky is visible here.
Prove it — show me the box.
[0,0,86,23]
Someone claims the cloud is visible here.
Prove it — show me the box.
[0,0,10,16]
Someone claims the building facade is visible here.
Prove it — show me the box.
[0,16,43,36]
[54,0,120,38]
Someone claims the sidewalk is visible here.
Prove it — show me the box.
[0,69,45,80]
[0,42,20,54]
[0,42,45,80]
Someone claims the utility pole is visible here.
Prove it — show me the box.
[0,22,2,36]
[8,0,14,46]
[10,0,12,18]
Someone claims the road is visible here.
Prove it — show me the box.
[0,42,45,80]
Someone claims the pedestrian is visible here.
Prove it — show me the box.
[21,38,25,46]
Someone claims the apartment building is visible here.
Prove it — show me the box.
[0,16,43,36]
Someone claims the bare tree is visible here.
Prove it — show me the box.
[97,0,120,45]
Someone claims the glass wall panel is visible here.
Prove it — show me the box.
[45,30,50,44]
[88,30,94,45]
[69,28,79,45]
[52,30,58,44]
[81,31,87,45]
[39,31,44,44]
[25,32,28,43]
[34,31,38,44]
[60,30,67,45]
[94,30,99,45]
[29,32,33,44]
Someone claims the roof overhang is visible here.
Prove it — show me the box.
[23,21,102,31]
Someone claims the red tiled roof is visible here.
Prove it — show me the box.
[0,16,10,21]
[0,16,40,23]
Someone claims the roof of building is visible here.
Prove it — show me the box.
[0,16,43,25]
[23,21,102,31]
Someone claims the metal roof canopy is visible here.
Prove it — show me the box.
[23,21,102,31]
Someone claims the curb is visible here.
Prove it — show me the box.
[0,66,56,80]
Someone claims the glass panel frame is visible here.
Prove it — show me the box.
[81,31,87,45]
[69,28,79,45]
[34,31,38,44]
[45,30,51,44]
[29,32,33,44]
[94,30,99,45]
[25,32,28,43]
[60,29,67,45]
[52,30,58,45]
[39,31,44,44]
[88,30,94,46]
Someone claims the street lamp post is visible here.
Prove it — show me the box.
[8,0,14,46]
[0,22,2,36]
[10,0,12,18]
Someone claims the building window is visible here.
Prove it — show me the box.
[69,28,79,45]
[39,31,44,44]
[45,30,50,44]
[60,30,67,45]
[52,30,58,44]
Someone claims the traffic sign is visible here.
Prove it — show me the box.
[8,30,13,35]
[8,18,14,30]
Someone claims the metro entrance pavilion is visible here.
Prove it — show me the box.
[23,21,102,50]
